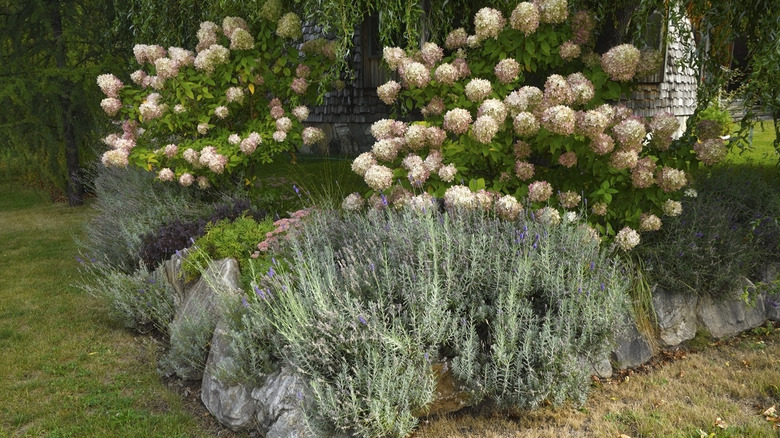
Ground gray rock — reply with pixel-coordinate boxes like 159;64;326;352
166;258;241;380
761;263;780;321
201;322;257;431
611;318;654;369
696;278;766;338
253;365;311;437
652;286;698;347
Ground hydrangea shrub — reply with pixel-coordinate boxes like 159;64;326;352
351;0;721;249
97;13;334;189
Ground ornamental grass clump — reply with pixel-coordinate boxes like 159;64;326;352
356;1;722;249
96;12;335;190
228;207;628;437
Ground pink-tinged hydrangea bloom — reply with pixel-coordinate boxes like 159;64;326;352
292;105;310;121
541;105;576;135
514;140;532;159
183;148;199;165
443;108;473;135
406;193;436;213
226;87;244;103
558;190;581;208
528;180;553;202
515;161;535;180
591;202;608;216
609;149;639;170
276;13;302;39
576;110;609;138
536;0;568;24
130;70;146;86
214;106;229;119
197;123;210;135
649;112;679;150
694;138;727;165
656;166;687;192
295;64;311;79
199;146;227;173
179;173;195;187
612;104;633;123
406;164;430;187
370;119;396;140
438;164;458;182
100;98;122;116
471;115;500;144
478;99;508;124
240;132;261;154
270;105;285;120
595;104;617;125
272;131;287;142
558;151;577;168
139;93;166;120
494;58;520;84
342;193;365;211
383;47;407;71
405;124;427;150
168;47;195;66
420;42;444;68
445;28;468;50
197;175;210;189
474;8;506;40
452;57;471;79
377;80;402;105
639;213;662;232
631;157;657;188
291;77;309;94
423;150;443;172
662;199;682;216
174;104;186;114
505;86;544;114
401;61;430;88
194;44;230;72
302;127;325;146
465;78;492;102
466;35;481;48
434;63;459;85
601;44;641;81
495;195;523;221
559;41;581;60
101;149;129;167
364;164;394;191
158;168;175;182
143;75;164;90
474;189;495;210
590;133;615;155
154;57;178;79
229;28;254;50
612;117;646;152
544;74;573;106
422;96;446;117
163;144;178;158
444;185;477;210
510;2;540;35
372;139;401;162
536;206;561;226
566;73;595;106
196;22;220;52
352;152;377;176
97;74;123;98
513;112;539;137
426;126;447;148
133;44;166;65
615;227;640;250
275;117;292;133
101;133;119;147
571;10;596;44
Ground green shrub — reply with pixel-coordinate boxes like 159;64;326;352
159;308;215;380
181;215;276;282
78;260;176;335
233;208;628;437
637;166;780;298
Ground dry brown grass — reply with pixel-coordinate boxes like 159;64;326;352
414;325;780;438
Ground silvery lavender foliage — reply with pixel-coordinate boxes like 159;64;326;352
239;208;628;437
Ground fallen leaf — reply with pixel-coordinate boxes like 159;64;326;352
714;417;728;429
763;405;777;417
618;434;632;438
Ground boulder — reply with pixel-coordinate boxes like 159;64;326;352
696;278;766;338
415;361;471;417
253;365;311;438
761;264;780;321
652;286;698;347
201;322;257;431
160;248;188;306
611;318;654;369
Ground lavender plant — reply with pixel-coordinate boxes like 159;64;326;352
229;207;628;437
349;1;722;249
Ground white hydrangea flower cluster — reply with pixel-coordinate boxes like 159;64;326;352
615;227;640;250
510;2;540;35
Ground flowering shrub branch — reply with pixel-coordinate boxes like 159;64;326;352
97;14;334;190
349;0;721;250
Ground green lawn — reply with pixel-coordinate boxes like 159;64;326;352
0;179;218;437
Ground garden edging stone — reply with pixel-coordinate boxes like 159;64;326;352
695;278;766;339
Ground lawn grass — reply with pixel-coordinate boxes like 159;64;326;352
0;178;226;437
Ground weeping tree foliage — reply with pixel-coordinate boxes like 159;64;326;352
0;0;130;204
